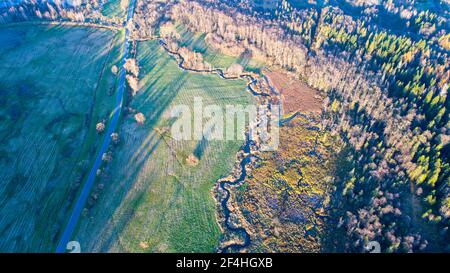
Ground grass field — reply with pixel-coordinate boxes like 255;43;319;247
174;24;265;74
101;0;128;21
0;24;123;252
74;40;255;252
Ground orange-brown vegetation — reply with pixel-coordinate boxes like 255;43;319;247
228;114;342;252
265;70;324;115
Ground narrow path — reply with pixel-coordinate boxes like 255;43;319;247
55;0;136;253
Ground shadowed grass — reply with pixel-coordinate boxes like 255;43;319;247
74;40;256;252
0;24;122;252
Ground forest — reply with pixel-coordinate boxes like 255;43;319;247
0;0;448;252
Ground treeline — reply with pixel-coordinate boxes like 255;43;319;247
0;1;85;24
0;0;121;26
165;0;449;252
131;0;172;39
170;1;310;74
279;0;449;253
308;5;449;252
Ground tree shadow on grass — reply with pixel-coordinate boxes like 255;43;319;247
80;44;190;252
94;131;164;252
236;49;252;68
193;136;209;160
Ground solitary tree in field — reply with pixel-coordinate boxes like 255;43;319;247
125;58;139;77
226;63;244;76
126;75;139;96
134;112;146;125
102;152;113;162
111;65;118;75
96;122;105;133
111;133;120;145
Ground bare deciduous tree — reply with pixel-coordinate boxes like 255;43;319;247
134;112;146;125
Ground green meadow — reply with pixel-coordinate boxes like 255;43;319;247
0;24;123;252
74;40;255;252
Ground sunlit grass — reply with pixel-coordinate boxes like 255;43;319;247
74;40;256;252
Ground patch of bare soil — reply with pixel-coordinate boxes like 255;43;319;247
265;70;324;114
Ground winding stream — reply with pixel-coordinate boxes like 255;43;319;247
159;39;276;252
159;40;271;98
217;136;254;252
